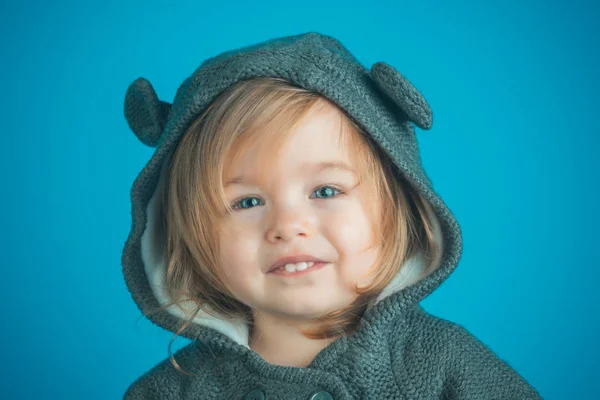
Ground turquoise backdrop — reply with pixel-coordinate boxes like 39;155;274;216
1;0;597;398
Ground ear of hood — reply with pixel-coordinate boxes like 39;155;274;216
124;77;171;148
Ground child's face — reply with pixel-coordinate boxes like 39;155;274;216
218;101;381;323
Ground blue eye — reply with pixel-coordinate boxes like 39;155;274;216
231;185;343;211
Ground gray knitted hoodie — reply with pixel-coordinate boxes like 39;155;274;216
121;32;542;400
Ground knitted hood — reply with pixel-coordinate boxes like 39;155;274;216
121;32;463;348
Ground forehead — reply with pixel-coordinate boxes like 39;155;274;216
224;100;357;181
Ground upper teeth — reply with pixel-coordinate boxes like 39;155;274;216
283;261;315;272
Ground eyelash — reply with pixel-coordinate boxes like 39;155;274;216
230;185;345;211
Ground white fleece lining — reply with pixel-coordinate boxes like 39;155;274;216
141;161;444;348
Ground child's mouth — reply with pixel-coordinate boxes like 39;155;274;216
268;262;329;277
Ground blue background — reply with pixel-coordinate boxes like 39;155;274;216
1;0;598;398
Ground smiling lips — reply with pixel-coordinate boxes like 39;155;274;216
268;254;328;272
268;261;329;277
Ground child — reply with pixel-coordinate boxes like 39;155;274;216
122;32;541;399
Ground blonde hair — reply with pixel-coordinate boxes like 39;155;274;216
150;77;441;374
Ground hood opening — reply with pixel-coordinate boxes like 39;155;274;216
139;155;445;348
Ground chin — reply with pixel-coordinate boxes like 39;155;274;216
271;300;346;321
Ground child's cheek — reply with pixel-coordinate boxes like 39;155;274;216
326;200;380;285
218;224;261;275
329;200;375;248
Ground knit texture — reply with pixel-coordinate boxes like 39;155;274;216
123;306;541;399
121;32;542;399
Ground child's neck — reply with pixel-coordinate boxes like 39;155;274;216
248;312;338;368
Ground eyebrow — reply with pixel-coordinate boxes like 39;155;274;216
224;161;357;187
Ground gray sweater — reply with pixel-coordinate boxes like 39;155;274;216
121;32;542;399
123;303;541;399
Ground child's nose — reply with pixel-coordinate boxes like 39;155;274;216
266;208;317;242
